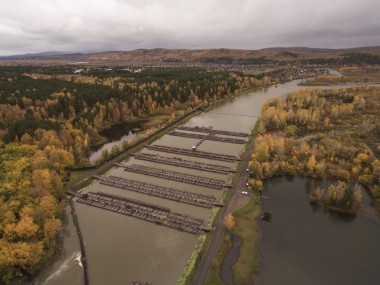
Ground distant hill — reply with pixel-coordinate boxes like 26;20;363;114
0;51;74;59
0;46;379;65
259;47;339;53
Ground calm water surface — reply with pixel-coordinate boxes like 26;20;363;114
89;122;141;164
259;177;380;285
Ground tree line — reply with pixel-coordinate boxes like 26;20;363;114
248;86;380;212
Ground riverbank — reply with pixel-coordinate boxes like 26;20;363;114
202;81;380;285
69;200;89;285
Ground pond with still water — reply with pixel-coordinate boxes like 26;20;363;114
259;177;380;285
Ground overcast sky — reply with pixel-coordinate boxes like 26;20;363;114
0;0;379;55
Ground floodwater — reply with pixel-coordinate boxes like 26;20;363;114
39;77;377;285
259;177;380;285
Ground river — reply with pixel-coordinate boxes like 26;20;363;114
37;78;378;284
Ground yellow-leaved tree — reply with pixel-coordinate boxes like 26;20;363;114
224;212;235;230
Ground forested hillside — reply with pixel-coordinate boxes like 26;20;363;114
1;47;379;66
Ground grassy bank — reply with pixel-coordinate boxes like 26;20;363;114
177;235;207;285
204;195;261;285
205;232;232;285
232;195;261;284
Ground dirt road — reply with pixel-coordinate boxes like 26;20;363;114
192;138;254;285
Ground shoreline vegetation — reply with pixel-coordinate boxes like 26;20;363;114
248;85;380;213
207;72;380;284
309;181;362;214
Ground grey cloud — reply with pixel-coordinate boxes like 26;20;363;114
0;0;379;55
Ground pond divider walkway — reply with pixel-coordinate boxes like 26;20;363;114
146;144;240;162
76;191;212;235
132;153;235;174
119;164;230;189
177;126;249;138
169;131;247;144
92;175;224;208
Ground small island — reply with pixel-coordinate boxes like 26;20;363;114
310;181;362;214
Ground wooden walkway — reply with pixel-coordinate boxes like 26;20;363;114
177;126;249;137
146;144;239;162
131;153;234;174
77;192;212;234
169;131;247;144
121;164;229;189
93;175;224;208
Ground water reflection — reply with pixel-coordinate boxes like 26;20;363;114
259;176;380;285
89;122;141;164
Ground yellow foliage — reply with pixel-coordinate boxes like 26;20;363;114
39;195;59;218
307;154;316;173
224;212;235;230
20;133;34;145
356;153;369;164
14;216;39;240
0;241;44;275
43;218;62;244
32;169;53;196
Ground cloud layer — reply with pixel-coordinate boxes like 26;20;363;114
1;0;379;55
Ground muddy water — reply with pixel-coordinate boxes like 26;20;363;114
259;177;380;285
42;79;373;285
